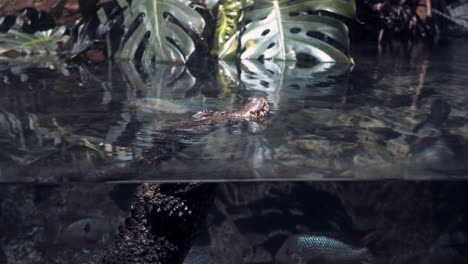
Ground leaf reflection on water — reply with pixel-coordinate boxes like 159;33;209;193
0;55;467;182
241;60;350;108
120;62;197;99
0;55;70;83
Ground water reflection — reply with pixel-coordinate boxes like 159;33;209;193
241;60;349;108
0;40;467;182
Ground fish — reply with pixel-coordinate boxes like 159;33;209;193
183;246;210;264
275;234;375;264
60;217;116;250
431;231;468;261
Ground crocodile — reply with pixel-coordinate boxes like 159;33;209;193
80;96;270;179
153;96;270;131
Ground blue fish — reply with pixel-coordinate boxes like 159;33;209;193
275;234;375;264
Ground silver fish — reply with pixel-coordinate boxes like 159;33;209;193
60;218;116;249
275;234;375;264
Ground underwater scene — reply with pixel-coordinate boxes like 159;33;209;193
2;182;468;263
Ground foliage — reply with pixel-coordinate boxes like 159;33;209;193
0;0;356;65
211;0;253;60
97;0;205;64
238;0;355;63
0;26;67;55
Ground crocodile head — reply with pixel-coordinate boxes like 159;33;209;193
243;96;270;119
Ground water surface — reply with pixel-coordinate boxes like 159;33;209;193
0;39;467;182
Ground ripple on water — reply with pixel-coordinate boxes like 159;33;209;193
0;40;468;182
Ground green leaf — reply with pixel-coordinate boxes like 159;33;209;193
100;0;205;64
240;0;355;63
211;0;253;59
0;26;67;55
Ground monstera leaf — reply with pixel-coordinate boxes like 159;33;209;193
240;0;355;63
0;26;67;55
98;0;205;64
